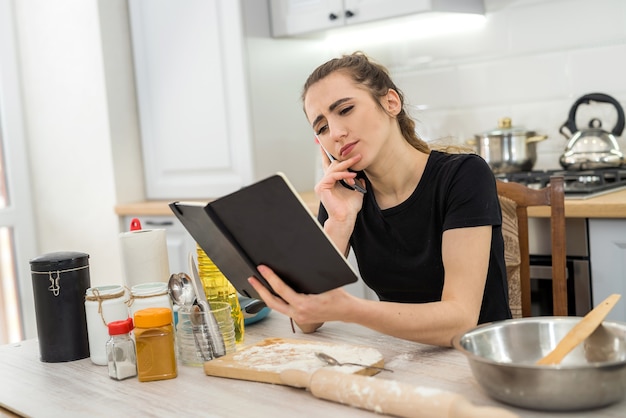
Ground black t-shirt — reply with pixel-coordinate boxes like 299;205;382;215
318;151;511;323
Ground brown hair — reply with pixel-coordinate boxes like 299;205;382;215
302;52;430;153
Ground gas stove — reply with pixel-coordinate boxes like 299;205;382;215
495;168;626;199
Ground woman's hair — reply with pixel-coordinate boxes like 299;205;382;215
302;51;430;153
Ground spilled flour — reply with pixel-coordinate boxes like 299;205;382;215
231;340;384;373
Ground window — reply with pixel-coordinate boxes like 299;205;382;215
0;0;39;344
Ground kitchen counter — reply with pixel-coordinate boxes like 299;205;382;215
114;191;321;217
2;312;625;417
115;189;626;219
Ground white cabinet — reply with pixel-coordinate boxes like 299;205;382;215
269;0;485;37
128;0;253;199
588;219;626;322
123;215;197;277
269;0;344;36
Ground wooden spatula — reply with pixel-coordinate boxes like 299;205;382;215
536;294;621;366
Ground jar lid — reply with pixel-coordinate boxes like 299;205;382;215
130;282;168;296
30;251;89;271
85;285;125;298
134;307;172;328
108;317;134;335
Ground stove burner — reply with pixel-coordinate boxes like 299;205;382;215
495;168;626;198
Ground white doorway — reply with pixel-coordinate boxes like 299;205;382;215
0;0;39;344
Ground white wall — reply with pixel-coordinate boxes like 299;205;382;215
251;0;626;179
13;0;141;299
242;0;330;191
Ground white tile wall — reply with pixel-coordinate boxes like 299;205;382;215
322;0;626;171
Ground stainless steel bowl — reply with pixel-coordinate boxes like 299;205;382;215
452;317;626;411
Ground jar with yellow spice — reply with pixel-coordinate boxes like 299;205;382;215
197;245;245;344
134;307;177;382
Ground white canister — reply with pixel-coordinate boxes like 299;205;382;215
85;285;129;366
128;282;173;320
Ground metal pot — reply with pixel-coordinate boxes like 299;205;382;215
559;93;625;170
470;117;548;174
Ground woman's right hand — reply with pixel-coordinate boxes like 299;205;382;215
314;148;365;224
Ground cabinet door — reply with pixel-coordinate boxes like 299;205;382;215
271;0;485;36
270;0;344;37
129;0;253;199
343;0;427;25
589;219;626;322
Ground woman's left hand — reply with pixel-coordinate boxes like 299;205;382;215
247;265;350;332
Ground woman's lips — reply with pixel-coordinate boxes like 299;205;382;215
340;142;357;158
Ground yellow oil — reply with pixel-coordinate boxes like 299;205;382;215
196;244;245;343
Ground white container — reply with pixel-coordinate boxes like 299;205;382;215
129;282;173;320
85;285;129;365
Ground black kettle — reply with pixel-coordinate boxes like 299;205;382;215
559;93;625;170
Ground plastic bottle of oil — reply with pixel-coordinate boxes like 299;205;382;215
196;244;245;344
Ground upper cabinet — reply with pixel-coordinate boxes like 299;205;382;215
269;0;485;37
128;0;253;199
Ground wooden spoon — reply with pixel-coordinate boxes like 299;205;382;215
536;294;621;366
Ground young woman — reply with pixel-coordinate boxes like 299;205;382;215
249;52;511;347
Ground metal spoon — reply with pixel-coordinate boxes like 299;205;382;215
168;272;195;307
315;352;393;372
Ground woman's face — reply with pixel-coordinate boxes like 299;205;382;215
304;71;397;171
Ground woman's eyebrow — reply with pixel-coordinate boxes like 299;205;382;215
311;97;353;128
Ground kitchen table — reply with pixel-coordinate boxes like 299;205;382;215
2;312;624;418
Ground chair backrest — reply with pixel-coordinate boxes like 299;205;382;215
496;176;567;317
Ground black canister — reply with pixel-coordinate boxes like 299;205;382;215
30;251;91;362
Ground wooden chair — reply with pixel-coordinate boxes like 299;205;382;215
496;176;567;317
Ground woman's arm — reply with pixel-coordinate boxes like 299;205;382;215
248;225;492;346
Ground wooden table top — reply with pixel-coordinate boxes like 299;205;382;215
2;312;625;417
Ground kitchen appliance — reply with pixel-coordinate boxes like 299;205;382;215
471;117;548;173
495;167;626;200
559;93;625;170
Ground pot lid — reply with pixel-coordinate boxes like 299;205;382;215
477;117;536;137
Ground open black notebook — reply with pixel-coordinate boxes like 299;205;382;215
169;173;359;300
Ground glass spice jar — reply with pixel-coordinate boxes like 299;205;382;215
129;282;173;320
134;307;177;382
106;318;137;381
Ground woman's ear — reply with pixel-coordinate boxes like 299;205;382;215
383;88;402;116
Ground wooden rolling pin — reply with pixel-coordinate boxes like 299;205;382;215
280;369;518;418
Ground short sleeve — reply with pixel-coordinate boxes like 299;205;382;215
442;155;502;231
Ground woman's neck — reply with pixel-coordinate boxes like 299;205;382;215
365;143;430;210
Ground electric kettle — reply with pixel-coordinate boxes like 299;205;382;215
559;93;624;170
